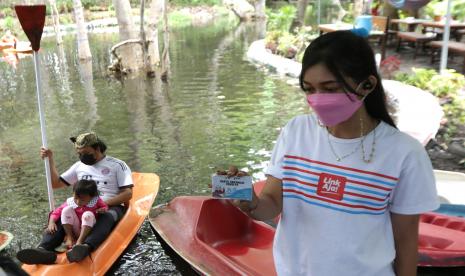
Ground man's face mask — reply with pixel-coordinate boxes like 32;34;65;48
79;152;97;165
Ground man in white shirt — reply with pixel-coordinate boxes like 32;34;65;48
17;132;133;264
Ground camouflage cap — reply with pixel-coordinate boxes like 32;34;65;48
72;132;98;149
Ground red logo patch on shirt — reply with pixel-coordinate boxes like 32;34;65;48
317;173;346;200
101;168;110;175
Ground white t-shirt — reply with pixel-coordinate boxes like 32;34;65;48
266;114;439;276
60;156;133;202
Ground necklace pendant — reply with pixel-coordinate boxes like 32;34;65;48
336;157;341;161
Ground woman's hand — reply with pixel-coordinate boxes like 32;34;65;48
217;166;259;215
216;165;249;177
47;220;57;234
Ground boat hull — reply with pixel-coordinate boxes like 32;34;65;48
22;172;160;276
150;196;277;276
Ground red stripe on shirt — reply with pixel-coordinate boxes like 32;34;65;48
283;177;387;202
283;188;388;211
283;165;392;192
285;155;398;181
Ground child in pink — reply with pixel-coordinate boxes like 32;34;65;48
48;179;107;248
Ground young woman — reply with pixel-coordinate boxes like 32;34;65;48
233;30;439;276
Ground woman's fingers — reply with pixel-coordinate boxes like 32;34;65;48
237;170;248;177
216;166;248;177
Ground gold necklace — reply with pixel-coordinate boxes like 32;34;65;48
327;116;376;163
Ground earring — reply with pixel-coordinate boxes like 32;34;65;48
363;82;373;89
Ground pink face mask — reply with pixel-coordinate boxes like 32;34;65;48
306;92;364;126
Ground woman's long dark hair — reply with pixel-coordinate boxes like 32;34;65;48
299;30;396;128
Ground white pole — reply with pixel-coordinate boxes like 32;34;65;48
317;0;321;25
33;51;55;211
440;0;453;73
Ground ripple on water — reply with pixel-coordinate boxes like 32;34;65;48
108;221;194;275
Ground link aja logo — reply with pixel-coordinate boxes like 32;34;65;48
317;173;347;200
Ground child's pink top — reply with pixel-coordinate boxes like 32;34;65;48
50;196;108;222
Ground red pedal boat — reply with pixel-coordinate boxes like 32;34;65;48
150;181;465;275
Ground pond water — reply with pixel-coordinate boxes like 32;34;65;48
0;19;305;274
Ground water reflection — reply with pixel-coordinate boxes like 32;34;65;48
122;74;149;172
0;21;305;274
78;59;99;130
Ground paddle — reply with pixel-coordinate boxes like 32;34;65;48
15;5;55;211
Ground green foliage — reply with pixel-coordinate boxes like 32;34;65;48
424;0;465;19
168;10;192;29
303;5;314;26
56;0;73;13
394;68;437;91
395;68;465;98
276;32;298;58
452;0;465;21
394;68;465;136
265;26;317;60
3;16;14;30
266;5;296;32
429;70;465;97
0;7;13;18
341;2;354;23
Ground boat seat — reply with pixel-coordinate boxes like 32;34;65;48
195;199;275;275
429;41;465;73
396;32;437;59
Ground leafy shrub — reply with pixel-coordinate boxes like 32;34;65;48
394;68;464;98
394;68;465;136
424;0;465;20
3;16;14;30
265;26;317;60
0;7;13;18
266;5;296;32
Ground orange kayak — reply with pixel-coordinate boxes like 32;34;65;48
0;42;14;51
22;172;160;276
2;47;33;55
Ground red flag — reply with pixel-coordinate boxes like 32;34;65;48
14;5;46;51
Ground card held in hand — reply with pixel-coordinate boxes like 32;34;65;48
211;174;253;201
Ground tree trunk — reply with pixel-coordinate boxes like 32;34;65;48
144;0;163;75
353;0;364;18
113;0;137;41
254;0;266;19
290;0;309;32
333;0;347;22
73;0;92;60
48;0;63;45
110;0;144;74
109;39;144;75
160;0;170;81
